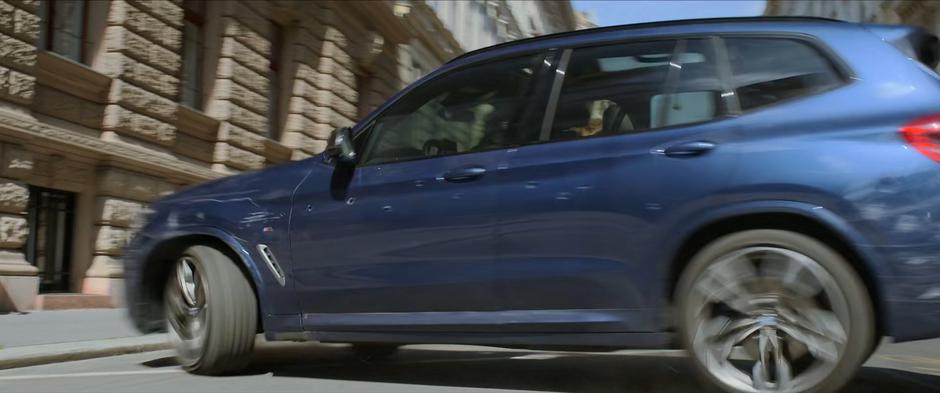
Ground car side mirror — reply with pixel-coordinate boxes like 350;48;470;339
326;127;357;165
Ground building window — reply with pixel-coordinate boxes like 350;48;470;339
268;21;284;140
41;0;87;63
26;187;76;293
180;0;206;109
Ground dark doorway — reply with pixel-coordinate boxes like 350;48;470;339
26;187;76;293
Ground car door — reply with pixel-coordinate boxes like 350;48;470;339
290;52;552;332
492;38;743;333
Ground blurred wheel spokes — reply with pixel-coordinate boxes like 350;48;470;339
166;256;208;365
690;246;850;393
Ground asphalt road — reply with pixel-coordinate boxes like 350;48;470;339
2;338;940;393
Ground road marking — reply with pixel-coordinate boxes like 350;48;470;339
511;354;564;360
914;366;940;376
0;369;183;381
875;354;940;367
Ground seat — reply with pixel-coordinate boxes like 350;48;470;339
601;103;635;135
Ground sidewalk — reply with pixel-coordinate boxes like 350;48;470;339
0;309;169;369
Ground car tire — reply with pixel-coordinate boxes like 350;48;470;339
351;343;401;361
676;230;875;393
164;245;258;375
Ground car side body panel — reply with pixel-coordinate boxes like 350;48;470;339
124;19;940;345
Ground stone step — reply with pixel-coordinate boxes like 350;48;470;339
33;294;114;310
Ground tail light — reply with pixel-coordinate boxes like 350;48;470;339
901;115;940;163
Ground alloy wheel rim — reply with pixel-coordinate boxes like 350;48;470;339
166;256;207;364
688;246;850;392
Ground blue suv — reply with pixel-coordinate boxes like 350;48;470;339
125;17;940;393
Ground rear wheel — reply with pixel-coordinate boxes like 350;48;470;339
165;245;257;375
676;230;874;393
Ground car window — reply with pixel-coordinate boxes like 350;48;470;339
360;54;545;165
549;39;723;141
724;37;843;111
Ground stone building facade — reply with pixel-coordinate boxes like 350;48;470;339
765;0;940;34
0;0;576;311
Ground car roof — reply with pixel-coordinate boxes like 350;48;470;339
448;16;848;66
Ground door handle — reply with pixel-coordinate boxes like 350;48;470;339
441;166;486;183
663;141;716;158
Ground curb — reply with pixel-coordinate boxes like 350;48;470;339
0;334;170;370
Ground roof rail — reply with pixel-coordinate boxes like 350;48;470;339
448;16;845;64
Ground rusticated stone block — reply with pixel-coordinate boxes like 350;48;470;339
111;80;177;123
289;79;317;99
0;65;35;103
306;139;328;155
0;31;35;73
0;2;39;43
215;143;265;171
228;103;268;135
282;131;324;154
126;0;182;28
111;0;181;51
0;180;28;214
296;64;358;101
32;86;105;128
5;0;39;14
96;197;144;228
322;26;348;48
103;105;175;146
225;20;270;57
315;57;356;91
97;167;172;202
309;90;357;121
224;79;267;114
106;26;180;76
173;132;214;162
0;214;27;248
51;156;93;187
94;225;132;256
222;38;269;75
84;255;124;278
102;53;178;99
220;123;266;154
284;113;332;139
320;40;352;66
227;3;271;39
220;58;269;96
290;150;312;161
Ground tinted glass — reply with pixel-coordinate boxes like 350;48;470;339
361;54;545;165
550;39;723;141
725;38;843;111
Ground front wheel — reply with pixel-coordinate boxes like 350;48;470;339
165;245;258;375
676;230;874;393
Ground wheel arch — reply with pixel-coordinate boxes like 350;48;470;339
136;228;265;333
665;202;886;339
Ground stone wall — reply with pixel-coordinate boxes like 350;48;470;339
0;176;35;311
83;167;174;304
0;0;39;105
0;0;466;310
104;0;183;150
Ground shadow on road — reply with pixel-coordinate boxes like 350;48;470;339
144;343;940;392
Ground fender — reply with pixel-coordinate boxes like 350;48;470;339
664;199;894;279
142;225;271;313
654;199;896;335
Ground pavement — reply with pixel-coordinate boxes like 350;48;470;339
0;309;939;392
0;309;140;347
0;309;169;370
